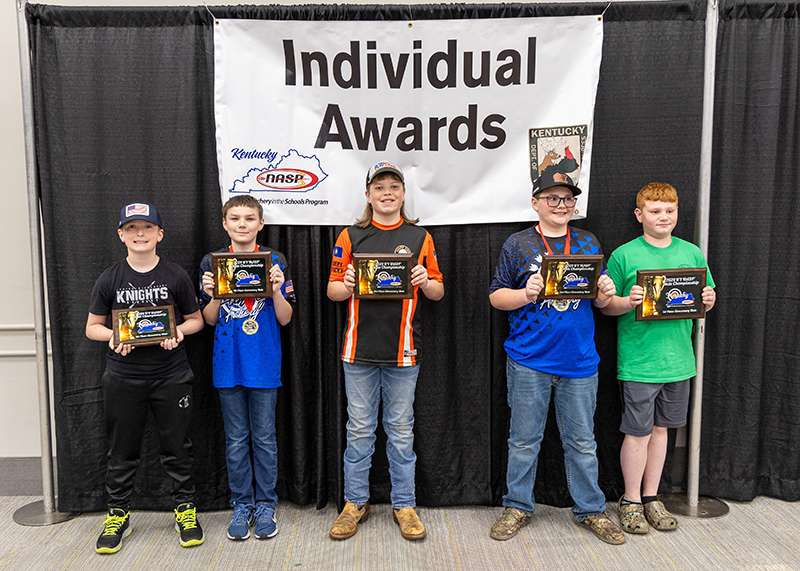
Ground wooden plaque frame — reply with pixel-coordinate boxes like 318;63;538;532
635;268;707;321
353;253;414;299
540;254;603;299
112;305;176;347
211;251;273;299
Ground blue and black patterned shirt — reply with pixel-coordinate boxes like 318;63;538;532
199;246;296;389
490;225;604;377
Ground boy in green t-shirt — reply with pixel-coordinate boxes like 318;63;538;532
601;183;716;535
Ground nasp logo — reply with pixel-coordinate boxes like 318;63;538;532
562;273;589;288
235;270;261;286
375;271;402;287
229;149;328;194
256;169;319;191
666;288;695;306
137;320;165;333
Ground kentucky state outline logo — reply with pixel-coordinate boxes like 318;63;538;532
229;148;328;194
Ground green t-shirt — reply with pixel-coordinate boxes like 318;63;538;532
606;236;715;383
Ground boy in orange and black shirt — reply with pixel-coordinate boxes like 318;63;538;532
327;160;443;541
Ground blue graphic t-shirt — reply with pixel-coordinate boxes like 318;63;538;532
490;225;604;378
199;246;296;389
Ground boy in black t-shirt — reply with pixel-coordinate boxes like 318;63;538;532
86;203;205;554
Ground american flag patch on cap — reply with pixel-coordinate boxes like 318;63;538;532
125;203;150;217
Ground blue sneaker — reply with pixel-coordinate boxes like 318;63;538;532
227;503;253;541
253;504;278;539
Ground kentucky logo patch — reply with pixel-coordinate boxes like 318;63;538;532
529;125;587;192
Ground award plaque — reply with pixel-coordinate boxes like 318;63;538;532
112;305;176;347
211;251;272;299
353;253;414;299
541;255;603;299
636;268;707;321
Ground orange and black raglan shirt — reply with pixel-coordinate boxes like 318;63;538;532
329;220;443;367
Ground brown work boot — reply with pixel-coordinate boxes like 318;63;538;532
392;507;426;540
576;511;626;545
329;502;370;540
490;507;531;541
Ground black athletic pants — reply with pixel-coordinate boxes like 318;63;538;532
102;368;195;509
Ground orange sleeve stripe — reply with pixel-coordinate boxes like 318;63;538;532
421;232;443;282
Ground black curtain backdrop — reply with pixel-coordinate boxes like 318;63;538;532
25;1;800;512
701;0;800;500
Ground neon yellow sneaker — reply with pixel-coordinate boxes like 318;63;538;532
95;508;131;554
174;502;205;547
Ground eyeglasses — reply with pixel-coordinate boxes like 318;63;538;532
535;196;577;208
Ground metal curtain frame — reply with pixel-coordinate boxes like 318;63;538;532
689;0;718;506
13;0;77;526
663;0;728;519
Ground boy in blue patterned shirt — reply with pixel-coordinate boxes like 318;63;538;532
199;195;296;541
488;171;624;545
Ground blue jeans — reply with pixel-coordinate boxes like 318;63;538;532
503;357;606;520
342;362;419;508
218;386;278;509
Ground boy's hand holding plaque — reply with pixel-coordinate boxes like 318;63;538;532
353;253;414;299
635;268;707;321
540;255;604;299
112;305;176;347
211;251;273;299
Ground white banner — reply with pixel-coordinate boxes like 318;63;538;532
214;16;603;226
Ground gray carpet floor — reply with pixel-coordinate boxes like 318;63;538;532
1;495;799;570
2;459;798;570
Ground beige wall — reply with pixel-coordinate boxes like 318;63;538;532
2;0;40;458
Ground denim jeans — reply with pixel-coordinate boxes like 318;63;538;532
218;386;278;509
342;362;420;508
503;357;606;520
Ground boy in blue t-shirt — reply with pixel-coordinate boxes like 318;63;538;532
489;171;624;545
199;195;296;541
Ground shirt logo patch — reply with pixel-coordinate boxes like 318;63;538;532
333;246;343;258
